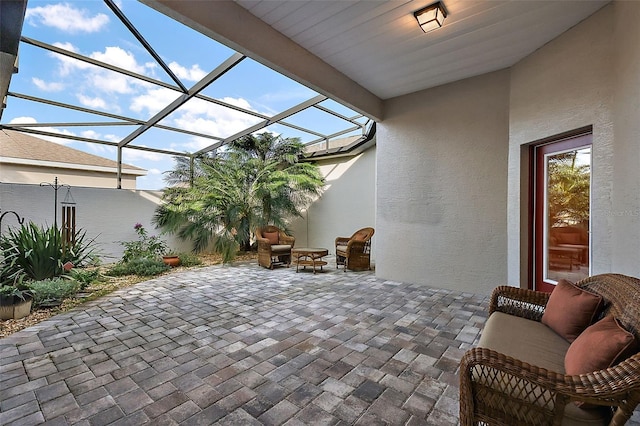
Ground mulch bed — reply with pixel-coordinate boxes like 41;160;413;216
0;252;257;339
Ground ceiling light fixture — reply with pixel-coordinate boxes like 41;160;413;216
414;2;446;33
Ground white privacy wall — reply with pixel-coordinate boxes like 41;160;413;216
508;3;640;283
289;147;376;263
0;183;190;263
376;71;510;294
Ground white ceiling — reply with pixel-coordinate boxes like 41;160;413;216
235;0;609;100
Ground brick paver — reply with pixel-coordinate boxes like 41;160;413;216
2;260;639;425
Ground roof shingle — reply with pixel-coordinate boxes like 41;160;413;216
0;129;145;172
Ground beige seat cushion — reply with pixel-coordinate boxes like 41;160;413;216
270;244;291;254
479;312;569;372
478;312;609;426
336;244;347;254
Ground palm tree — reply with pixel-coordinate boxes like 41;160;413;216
548;151;590;227
162;153;217;187
153;133;324;261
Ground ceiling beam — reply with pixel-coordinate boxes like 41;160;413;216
104;0;188;93
141;0;384;121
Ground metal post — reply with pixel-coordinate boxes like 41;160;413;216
117;147;122;189
40;177;68;229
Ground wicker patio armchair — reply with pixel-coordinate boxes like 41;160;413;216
335;227;374;271
460;273;640;426
256;226;295;269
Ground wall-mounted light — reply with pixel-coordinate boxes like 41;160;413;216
414;2;446;33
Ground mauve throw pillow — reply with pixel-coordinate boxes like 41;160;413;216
565;315;637;375
263;231;279;245
541;279;603;342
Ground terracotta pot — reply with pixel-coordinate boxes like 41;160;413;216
162;255;181;267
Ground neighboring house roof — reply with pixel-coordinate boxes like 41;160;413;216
0;129;146;175
303;123;376;160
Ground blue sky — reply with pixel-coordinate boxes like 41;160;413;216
2;0;364;190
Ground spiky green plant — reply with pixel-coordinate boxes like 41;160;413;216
0;222;98;283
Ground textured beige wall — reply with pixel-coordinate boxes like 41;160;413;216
1;164;139;189
508;3;640;283
376;70;510;294
289;148;376;262
611;2;640;275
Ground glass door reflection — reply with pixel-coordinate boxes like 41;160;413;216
544;147;591;284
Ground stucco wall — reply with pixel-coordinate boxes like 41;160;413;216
611;2;640;275
0;183;190;263
376;70;510;294
289;147;376;262
508;3;640;283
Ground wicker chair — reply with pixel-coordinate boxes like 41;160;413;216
256;226;295;269
460;273;640;426
335;227;374;271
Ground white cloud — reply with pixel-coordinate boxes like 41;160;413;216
50;42;91;77
91;46;146;75
130;87;181;115
103;134;122;143
171;97;263;140
9;116;38;125
80;130;101;140
219;97;255;112
26;3;109;33
49;44;154;96
32;78;64;92
168;62;207;82
77;94;107;109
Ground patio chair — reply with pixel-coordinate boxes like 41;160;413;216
335;227;374;271
256;226;295;269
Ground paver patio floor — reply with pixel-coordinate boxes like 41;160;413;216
2;261;639;425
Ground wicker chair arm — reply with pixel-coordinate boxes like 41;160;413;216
489;285;550;321
335;236;350;246
257;238;273;252
460;348;640;425
279;234;295;247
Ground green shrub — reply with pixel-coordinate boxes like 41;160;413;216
0;222;98;283
177;252;202;267
69;268;101;290
105;258;170;277
121;223;168;262
28;278;79;308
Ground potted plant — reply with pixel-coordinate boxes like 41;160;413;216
0;285;34;320
162;253;181;267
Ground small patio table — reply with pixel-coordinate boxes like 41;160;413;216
292;247;328;274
